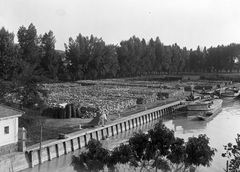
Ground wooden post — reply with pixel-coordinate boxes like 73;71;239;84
39;125;42;164
18;127;26;152
226;160;229;172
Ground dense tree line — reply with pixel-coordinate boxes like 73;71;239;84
1;23;240;81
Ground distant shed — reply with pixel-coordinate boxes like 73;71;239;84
164;75;183;81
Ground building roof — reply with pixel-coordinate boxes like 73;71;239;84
0;104;24;119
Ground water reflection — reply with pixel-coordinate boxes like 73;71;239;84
102;120;159;150
165;98;240;172
223;98;235;107
20;120;160;172
172;118;207;133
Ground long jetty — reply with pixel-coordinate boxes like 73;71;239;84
0;100;181;172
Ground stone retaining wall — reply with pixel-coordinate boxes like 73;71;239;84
0;142;18;156
0;152;30;172
0;101;180;171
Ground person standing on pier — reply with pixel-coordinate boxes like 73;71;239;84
98;109;108;127
189;91;194;101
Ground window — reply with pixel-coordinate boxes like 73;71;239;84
4;126;9;134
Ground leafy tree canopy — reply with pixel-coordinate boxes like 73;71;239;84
71;120;216;172
222;134;240;172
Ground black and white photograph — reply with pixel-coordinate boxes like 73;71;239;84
0;0;240;172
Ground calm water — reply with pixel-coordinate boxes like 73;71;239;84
21;98;240;172
165;98;240;172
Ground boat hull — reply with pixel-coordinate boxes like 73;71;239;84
220;87;240;97
187;103;210;111
221;92;240;97
187;99;215;111
197;106;222;121
187;99;223;118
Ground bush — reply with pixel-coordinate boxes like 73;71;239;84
157;92;169;99
222;134;240;172
42;107;55;117
136;98;144;104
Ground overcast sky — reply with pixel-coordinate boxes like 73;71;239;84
1;0;240;50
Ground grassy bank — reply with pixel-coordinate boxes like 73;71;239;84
26;96;184;146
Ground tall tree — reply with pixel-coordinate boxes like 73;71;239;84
201;46;208;72
189;46;203;73
13;23;48;109
86;35;105;79
154;37;163;74
162;46;172;73
65;34;107;80
17;23;42;66
143;38;156;75
171;43;182;73
139;38;148;75
234;44;240;72
41;30;61;80
0;27;19;79
101;45;119;78
126;36;142;76
64;37;82;81
206;46;215;72
179;47;189;72
225;43;240;72
117;36;143;77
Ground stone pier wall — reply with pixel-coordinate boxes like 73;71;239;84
0;101;180;172
0;142;18;156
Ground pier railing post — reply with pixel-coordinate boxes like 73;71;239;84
39;125;42;164
18;127;26;152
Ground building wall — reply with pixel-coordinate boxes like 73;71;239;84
0;117;18;147
0;142;18;156
0;152;30;172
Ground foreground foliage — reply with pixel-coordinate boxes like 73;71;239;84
222;134;240;172
71;120;216;172
0;24;49;129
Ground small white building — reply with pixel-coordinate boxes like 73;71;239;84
0;105;23;156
